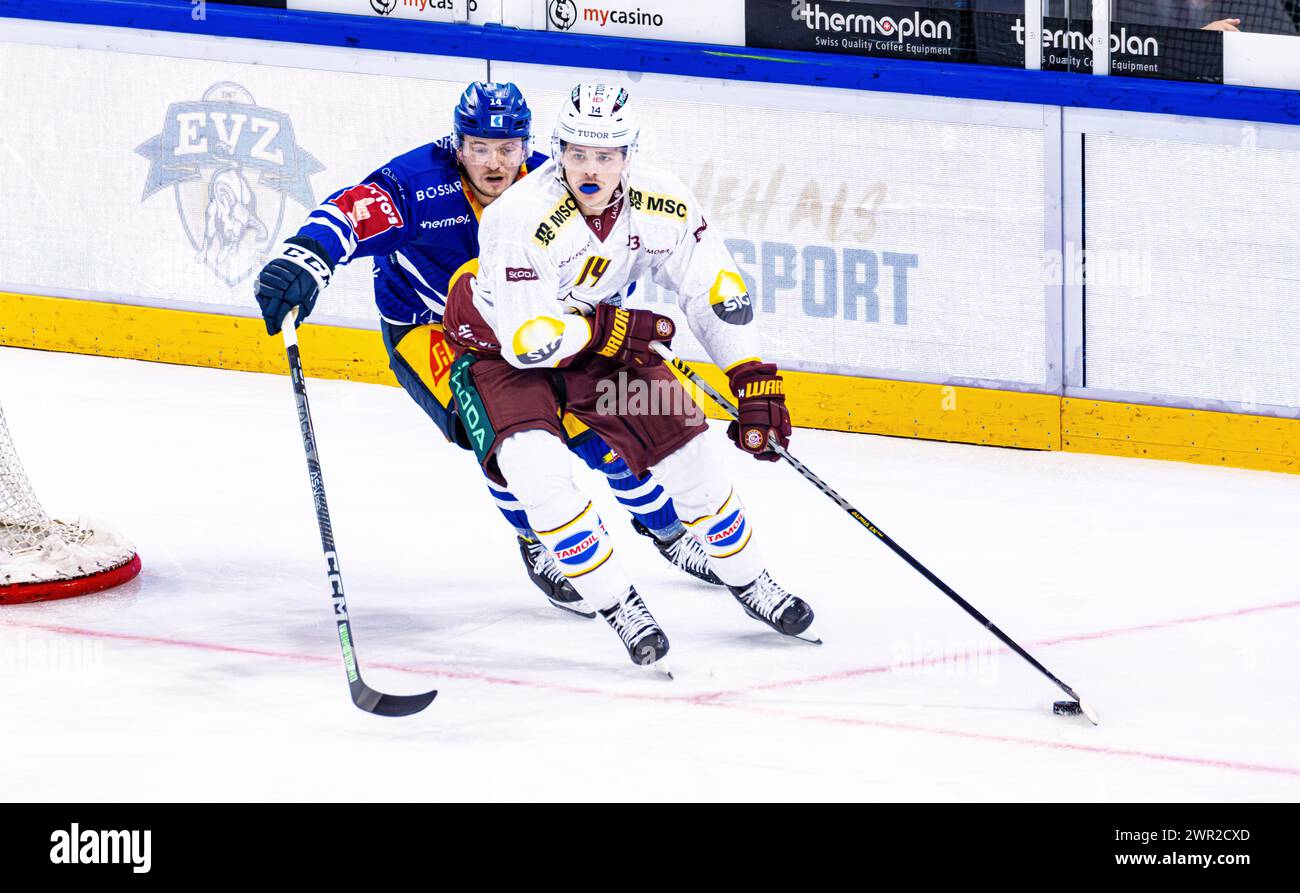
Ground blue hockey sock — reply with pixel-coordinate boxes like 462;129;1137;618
484;479;534;539
567;435;682;540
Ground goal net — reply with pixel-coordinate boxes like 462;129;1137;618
0;403;141;605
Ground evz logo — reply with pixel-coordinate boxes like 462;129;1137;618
137;82;322;286
548;0;577;30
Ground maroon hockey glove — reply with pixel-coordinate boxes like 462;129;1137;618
726;361;791;462
586;303;676;367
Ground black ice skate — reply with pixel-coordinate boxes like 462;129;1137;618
632;519;723;586
599;587;672;677
517;535;595;619
728;571;821;644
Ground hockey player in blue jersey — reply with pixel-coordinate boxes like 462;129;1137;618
254;82;719;616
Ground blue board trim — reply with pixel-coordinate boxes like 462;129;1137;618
3;0;1299;126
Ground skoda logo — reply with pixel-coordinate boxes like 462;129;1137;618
548;0;577;31
371;0;397;14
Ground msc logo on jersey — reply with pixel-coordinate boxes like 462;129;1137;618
628;188;688;220
137;82;323;287
534;195;580;247
547;0;577;30
708;270;754;325
513;316;566;366
574;256;611;288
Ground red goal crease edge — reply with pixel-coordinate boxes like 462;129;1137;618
0;554;142;606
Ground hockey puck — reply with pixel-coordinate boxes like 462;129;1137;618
1053;700;1083;716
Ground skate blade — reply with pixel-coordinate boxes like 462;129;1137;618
791;625;823;645
637;658;674;680
548;598;597;619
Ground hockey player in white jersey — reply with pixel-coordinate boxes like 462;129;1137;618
443;84;816;670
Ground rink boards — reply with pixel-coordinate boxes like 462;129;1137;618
1;11;1298;473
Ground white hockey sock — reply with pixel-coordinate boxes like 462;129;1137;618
496;430;630;613
649;437;764;588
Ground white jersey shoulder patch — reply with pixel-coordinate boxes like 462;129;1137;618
626;166;694;225
480;160;571;249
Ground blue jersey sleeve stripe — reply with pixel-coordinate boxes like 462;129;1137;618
308;206;357;250
298;221;346;263
303;214;354;260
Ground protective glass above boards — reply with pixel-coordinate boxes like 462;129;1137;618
1104;0;1299;35
1052;0;1299;83
745;0;1299;84
744;0;1035;68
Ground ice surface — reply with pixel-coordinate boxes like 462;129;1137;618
1;345;1297;801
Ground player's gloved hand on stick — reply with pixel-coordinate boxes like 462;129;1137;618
587;303;675;367
255;236;336;335
726;360;791;462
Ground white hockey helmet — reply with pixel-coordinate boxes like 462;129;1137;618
551;84;639;167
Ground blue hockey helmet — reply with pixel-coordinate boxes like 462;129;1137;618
452;82;532;147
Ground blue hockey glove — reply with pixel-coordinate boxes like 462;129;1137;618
255;236;335;335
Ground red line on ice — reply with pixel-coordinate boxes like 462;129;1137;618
0;619;670;699
698;702;1300;779
5;596;1300;779
695;596;1300;701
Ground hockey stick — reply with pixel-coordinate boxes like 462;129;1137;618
281;309;437;716
653;342;1099;725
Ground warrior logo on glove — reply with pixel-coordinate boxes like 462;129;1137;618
727;361;791;462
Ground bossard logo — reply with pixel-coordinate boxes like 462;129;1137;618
371;0;398;14
548;0;577;30
136;82;323;287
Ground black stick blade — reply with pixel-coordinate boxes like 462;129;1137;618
353;684;438;717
